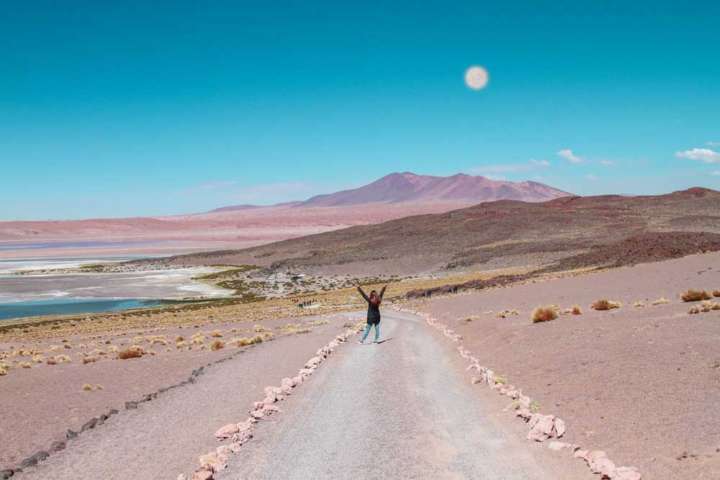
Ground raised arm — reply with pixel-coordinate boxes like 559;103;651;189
357;286;370;302
379;285;387;300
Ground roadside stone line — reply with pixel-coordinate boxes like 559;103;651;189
179;323;364;480
394;307;642;480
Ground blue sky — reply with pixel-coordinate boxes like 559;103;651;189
1;1;719;220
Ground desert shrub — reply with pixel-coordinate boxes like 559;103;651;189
713;290;720;298
651;297;670;306
117;346;144;360
532;306;558;323
592;299;621;311
498;309;519;319
689;301;720;314
82;356;98;364
571;305;582;315
82;383;93;391
175;336;185;342
210;340;225;351
210;330;223;338
19;361;32;369
681;289;711;302
0;366;8;376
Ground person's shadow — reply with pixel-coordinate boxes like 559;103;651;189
375;337;393;344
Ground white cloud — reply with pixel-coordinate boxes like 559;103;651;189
530;159;551;167
585;174;599;181
599;160;615;166
557;149;583;164
712;170;720;176
675;148;720;164
706;141;720;147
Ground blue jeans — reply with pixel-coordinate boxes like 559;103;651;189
361;322;380;342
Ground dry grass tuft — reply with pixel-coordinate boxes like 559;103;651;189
531;306;558;324
0;366;8;376
82;383;93;391
712;290;720;298
651;297;670;306
210;330;223;338
82;356;98;364
681;289;711;302
497;309;519;319
210;340;225;351
117;346;144;360
591;299;621;311
571;305;582;315
689;301;720;314
19;361;32;369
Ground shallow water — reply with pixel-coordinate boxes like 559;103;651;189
0;298;163;321
0;257;229;321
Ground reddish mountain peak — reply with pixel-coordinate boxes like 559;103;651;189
300;172;571;207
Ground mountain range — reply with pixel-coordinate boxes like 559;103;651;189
0;172;570;258
213;172;569;211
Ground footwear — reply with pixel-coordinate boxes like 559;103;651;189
358;340;364;344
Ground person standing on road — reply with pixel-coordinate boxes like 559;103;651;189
357;284;387;344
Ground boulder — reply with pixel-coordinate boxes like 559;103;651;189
214;423;240;440
527;414;555;442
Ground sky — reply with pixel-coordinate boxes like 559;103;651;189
1;1;719;220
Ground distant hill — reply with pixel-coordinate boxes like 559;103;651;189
301;172;569;207
147;187;720;276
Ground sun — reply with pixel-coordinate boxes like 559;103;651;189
464;66;489;90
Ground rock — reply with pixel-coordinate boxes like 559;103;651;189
586;451;615;476
65;429;78;440
292;375;303;386
81;418;98;431
20;450;48;468
191;469;213;480
553;417;566;438
250;410;264;420
125;401;139;410
515;407;532;420
613;466;642;480
49;440;66;452
0;470;13;480
547;441;571;451
198;451;227;472
177;475;187;480
216;445;233;457
518;395;531;409
527;414;555;442
214;423;240;440
262;404;280;416
574;449;589;460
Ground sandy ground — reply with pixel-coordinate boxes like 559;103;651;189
403;252;720;480
0;313;356;472
219;311;591;480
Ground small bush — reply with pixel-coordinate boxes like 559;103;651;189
571;305;582;315
117;346;144;360
532;306;558;323
592;299;621;311
681;289;711;302
82;383;93;391
210;330;223;338
712;290;720;298
210;340;225;351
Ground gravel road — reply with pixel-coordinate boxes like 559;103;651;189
217;310;552;480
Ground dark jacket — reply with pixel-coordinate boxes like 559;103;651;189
358;285;386;324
